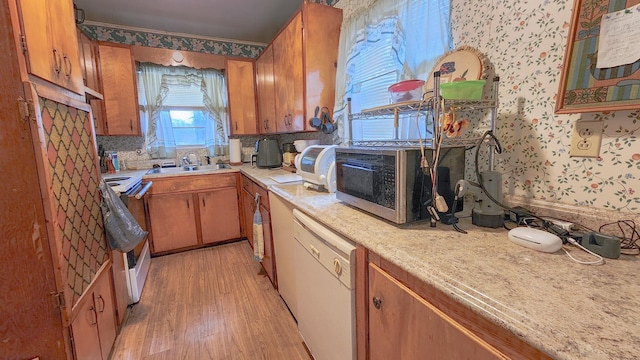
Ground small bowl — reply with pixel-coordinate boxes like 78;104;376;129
388;80;425;103
294;140;308;152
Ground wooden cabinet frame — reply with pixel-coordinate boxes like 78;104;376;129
357;247;552;360
146;173;242;255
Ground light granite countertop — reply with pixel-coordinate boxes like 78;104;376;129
135;164;639;359
241;167;639;360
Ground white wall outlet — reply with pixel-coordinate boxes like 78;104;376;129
570;120;603;158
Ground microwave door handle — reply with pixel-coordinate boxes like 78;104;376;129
342;163;373;173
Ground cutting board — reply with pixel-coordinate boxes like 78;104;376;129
269;174;302;184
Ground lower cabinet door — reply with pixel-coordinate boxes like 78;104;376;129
94;273;117;360
368;263;506;360
242;189;256;247
199;188;241;244
148;193;198;253
72;295;102;360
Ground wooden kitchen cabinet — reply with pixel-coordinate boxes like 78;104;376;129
14;0;84;94
368;263;505;360
71;268;117;360
200;188;241;244
96;42;141;135
226;58;258;135
273;12;304;133
255;46;277;134
359;251;552;360
240;175;276;287
147;192;199;253
77;29;102;95
254;2;342;134
76;29;106;134
146;173;241;254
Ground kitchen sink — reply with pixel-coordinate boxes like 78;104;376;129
145;163;231;175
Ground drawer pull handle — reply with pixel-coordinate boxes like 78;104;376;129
89;305;98;325
372;296;382;310
97;295;105;313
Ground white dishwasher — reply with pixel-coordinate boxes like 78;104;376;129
293;209;356;360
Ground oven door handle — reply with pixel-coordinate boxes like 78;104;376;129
134;181;153;199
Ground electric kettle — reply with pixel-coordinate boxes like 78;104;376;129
254;139;281;168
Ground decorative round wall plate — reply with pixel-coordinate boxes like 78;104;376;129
425;48;483;92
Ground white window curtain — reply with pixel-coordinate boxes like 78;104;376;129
140;64;175;158
139;63;229;158
334;0;452;143
201;71;229;156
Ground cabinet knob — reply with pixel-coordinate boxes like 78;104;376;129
372;296;382;309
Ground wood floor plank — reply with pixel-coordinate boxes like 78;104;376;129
110;241;309;360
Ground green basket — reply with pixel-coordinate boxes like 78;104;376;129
440;80;485;100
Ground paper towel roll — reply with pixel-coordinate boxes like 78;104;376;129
229;139;242;164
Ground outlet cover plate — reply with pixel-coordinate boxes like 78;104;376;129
570;120;603;158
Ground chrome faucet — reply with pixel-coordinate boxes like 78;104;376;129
181;152;199;166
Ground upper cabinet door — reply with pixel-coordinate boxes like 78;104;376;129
302;3;342;131
273;12;304;133
256;46;276;134
16;0;83;94
97;43;141;136
227;58;258;135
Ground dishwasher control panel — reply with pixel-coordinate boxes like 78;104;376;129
293;210;356;289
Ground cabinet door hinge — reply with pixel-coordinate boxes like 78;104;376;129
17;97;35;123
50;290;67;315
19;34;27;53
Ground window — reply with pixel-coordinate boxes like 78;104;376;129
168;110;207;146
337;0;452;143
158;80;209;146
137;64;229;158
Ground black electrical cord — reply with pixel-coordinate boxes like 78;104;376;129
472;130;564;235
450;183;467;234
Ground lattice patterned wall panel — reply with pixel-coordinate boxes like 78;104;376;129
39;98;108;305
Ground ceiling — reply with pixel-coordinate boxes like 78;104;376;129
73;0;306;44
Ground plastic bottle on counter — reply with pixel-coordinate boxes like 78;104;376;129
106;155;116;173
112;153;120;172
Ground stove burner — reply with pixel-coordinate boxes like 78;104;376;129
105;177;131;182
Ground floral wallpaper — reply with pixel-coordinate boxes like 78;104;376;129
449;0;640;213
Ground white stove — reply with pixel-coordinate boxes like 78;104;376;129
102;170;145;194
101;169;151;304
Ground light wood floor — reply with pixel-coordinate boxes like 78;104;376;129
109;241;310;360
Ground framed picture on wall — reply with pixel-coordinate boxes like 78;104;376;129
555;0;640;114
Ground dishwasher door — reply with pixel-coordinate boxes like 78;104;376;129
293;209;356;360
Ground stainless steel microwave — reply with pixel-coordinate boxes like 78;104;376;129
335;147;465;224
